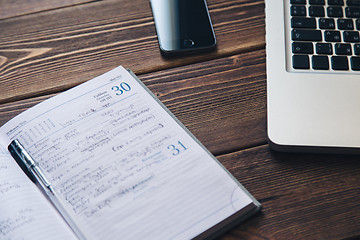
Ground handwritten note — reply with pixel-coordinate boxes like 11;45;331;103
0;66;255;240
0;145;77;240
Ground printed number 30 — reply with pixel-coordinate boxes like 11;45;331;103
167;141;188;156
112;82;131;96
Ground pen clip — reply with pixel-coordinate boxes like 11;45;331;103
8;139;37;183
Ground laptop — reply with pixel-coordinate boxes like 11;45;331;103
265;0;360;153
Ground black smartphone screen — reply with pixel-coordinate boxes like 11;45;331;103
150;0;216;54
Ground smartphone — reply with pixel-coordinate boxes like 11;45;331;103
150;0;216;56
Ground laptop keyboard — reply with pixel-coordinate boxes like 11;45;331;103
290;0;360;71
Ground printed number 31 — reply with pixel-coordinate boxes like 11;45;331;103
167;141;188;156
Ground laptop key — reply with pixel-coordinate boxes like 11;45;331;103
291;0;306;4
328;0;344;5
293;55;310;69
356;19;360;30
312;56;329;70
354;44;360;55
291;6;307;16
319;18;335;29
347;0;360;6
292;18;316;28
309;6;325;17
293;42;314;54
316;43;333;54
327;7;344;17
292;29;322;41
331;56;349;70
343;31;360;42
325;31;341;42
309;0;325;5
338;19;354;30
335;43;352;55
345;7;360;18
350;57;360;70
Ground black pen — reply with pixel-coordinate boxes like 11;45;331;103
8;139;86;240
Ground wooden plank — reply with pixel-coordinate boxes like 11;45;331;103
218;145;360;240
0;0;97;20
0;50;267;155
0;0;265;104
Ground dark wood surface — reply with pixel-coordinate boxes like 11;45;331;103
0;0;359;239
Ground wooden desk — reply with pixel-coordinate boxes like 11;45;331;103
0;0;359;239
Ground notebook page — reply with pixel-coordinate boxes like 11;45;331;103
0;66;254;239
0;145;77;240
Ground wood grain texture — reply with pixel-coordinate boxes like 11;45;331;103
142;50;267;154
218;145;360;240
0;49;267;155
0;0;97;20
0;0;265;104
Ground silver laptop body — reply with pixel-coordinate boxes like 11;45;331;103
265;0;360;153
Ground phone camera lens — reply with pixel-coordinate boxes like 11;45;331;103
183;39;194;48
